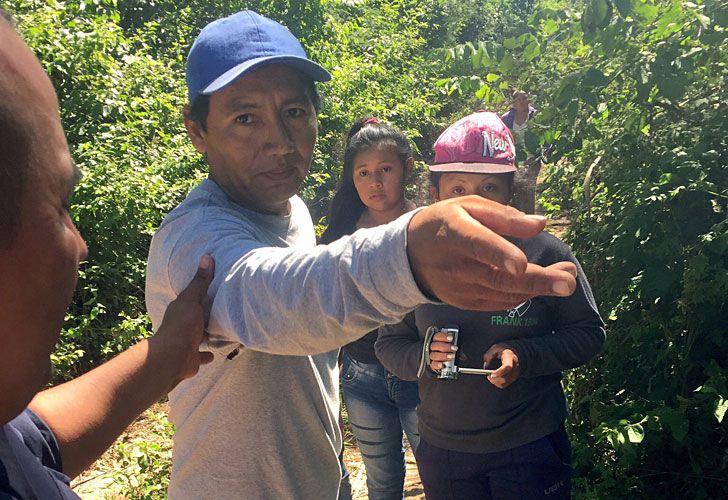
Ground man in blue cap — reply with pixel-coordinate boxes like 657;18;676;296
145;11;580;499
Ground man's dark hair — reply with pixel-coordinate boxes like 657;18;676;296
0;6;31;249
187;76;321;131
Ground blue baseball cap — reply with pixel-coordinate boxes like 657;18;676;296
186;11;331;102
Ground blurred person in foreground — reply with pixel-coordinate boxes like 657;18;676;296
0;9;216;499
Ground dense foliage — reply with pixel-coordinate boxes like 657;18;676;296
443;0;727;496
4;0;726;497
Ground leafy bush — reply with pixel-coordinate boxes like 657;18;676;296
111;409;174;499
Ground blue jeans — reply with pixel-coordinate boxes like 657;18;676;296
341;351;420;500
415;426;572;500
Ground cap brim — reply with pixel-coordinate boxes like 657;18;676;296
201;55;332;95
429;162;516;174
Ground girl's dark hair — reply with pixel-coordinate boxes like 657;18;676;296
320;117;413;244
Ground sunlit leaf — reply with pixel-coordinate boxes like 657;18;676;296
715;398;728;423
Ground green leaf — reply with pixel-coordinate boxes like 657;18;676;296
715;398;728;423
471;45;484;68
566;100;579;121
639;65;651;85
658;407;689;442
499;53;515;72
543;19;559;36
632;0;659;23
524;130;540;155
582;0;613;32
656;76;688;102
626;425;645;443
523;40;541;61
582;68;609;88
613;0;633;18
503;37;520;49
581;90;600;109
475;83;490;100
557;82;577;109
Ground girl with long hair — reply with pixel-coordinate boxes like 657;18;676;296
321;117;419;500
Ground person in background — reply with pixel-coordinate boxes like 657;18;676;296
321;117;420;500
0;10;215;498
501;90;540;214
145;10;580;500
376;111;605;500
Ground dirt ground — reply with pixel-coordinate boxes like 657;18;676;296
344;441;423;499
72;402;424;499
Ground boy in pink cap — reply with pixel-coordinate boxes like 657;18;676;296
375;112;605;499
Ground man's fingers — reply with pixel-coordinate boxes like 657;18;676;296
177;255;215;302
407;197;577;310
199;351;214;365
444;262;577;300
455;196;547;237
423;269;577;310
448;205;529;275
550;260;578;277
499;262;576;296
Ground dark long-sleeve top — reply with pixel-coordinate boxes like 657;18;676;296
375;231;605;453
500;106;537;129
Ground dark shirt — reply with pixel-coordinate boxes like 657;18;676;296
0;409;78;499
500;106;537;129
376;232;605;454
343;329;380;365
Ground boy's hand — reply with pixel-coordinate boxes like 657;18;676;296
407;196;577;311
428;330;458;372
484;343;521;389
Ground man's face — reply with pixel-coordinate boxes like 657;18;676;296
185;65;318;215
0;21;88;423
513;93;529;113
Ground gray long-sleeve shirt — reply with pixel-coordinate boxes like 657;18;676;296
145;179;430;499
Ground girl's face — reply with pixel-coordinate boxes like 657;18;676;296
431;172;512;205
352;144;409;212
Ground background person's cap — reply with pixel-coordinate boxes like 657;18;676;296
186;10;331;102
430;111;516;173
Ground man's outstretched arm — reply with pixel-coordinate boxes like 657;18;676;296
202;196;577;356
28;256;214;479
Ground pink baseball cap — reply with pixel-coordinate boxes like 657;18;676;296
431;111;516;173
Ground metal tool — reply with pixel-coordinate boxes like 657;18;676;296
419;325;496;380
